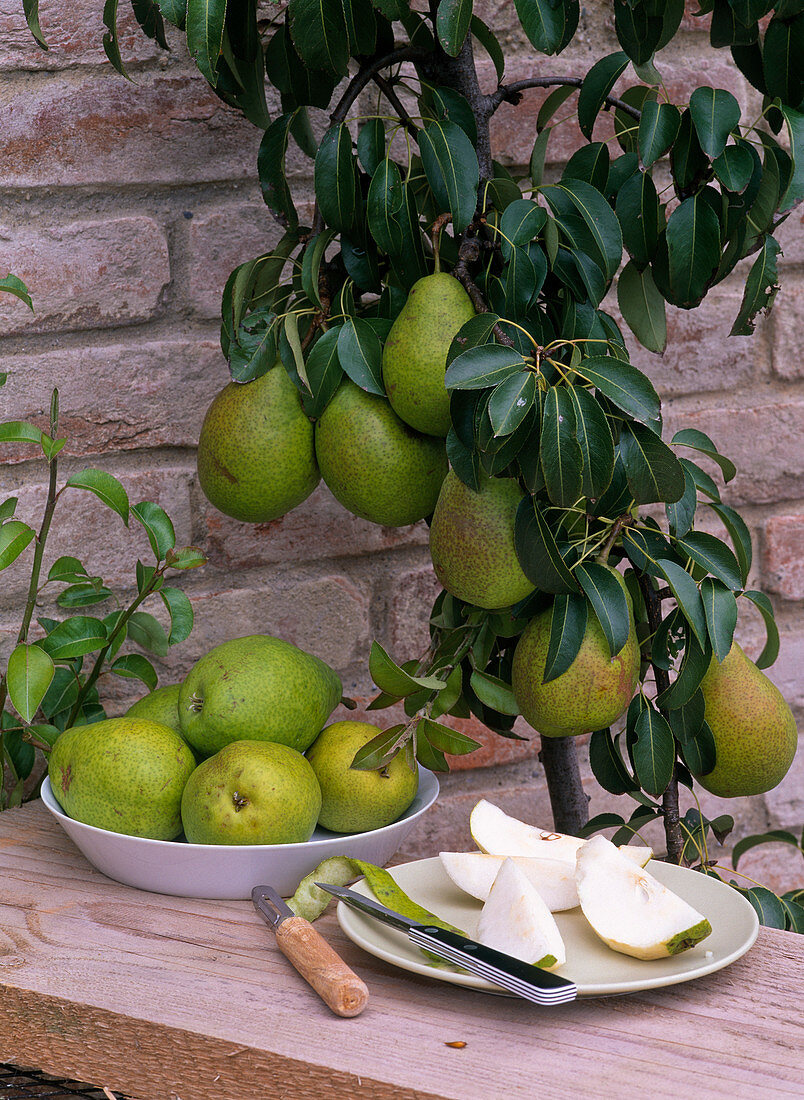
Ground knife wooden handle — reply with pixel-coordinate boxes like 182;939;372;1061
275;915;369;1017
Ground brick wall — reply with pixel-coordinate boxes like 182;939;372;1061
0;2;801;887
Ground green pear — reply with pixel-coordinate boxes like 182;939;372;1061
197;362;319;523
48;718;196;839
382;273;475;436
181;740;321;845
178;634;342;757
305;720;419;833
511;570;640;737
428;470;534;609
315;380;448;526
126;683;183;737
694;642;798;797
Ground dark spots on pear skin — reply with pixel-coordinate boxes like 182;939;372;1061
211;455;238;484
61;766;72;793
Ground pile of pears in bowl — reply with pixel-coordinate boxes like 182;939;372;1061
42;634;439;899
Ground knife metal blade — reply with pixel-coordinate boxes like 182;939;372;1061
316;882;577;1006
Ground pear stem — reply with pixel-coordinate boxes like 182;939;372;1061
595;514;630;566
539;736;589;835
636;570;685;864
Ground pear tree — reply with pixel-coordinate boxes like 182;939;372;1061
22;1;804;927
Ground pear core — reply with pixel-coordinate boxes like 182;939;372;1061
382;272;475;436
197;363;319;523
315;380;448;526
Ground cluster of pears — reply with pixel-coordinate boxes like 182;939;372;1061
197;273;475;529
48;634;419;845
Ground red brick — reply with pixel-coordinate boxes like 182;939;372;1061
764;515;804;600
196;483;430;571
0;0;161;69
188;206;286;318
776;205;804;265
663;400;804;505
386;564;442;658
1;338;223;457
0;71;262;188
771;279;804;378
620;281;761;398
0;217;169;336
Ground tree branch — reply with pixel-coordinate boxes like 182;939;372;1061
488;76;642;121
452;236;516;346
371;71;419;136
329;45;426;127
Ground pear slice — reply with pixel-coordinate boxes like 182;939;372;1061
440;851;578;911
476;859;566;969
470;799;653;866
575;835;712;960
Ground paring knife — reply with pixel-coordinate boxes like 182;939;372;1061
317;882;578;1006
251;885;369;1017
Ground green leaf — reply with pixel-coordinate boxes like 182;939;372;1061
418;120;479;234
638;100;681;168
665;194;721;308
131;0;169;48
66;468;130;525
741;590;779;668
357;119;386;176
742;886;788;930
56;582;113;609
126;611;170;658
675;531;743;591
633;704;676;797
700;577;737;663
258;114;299;230
689;86;741;159
708;502;752;586
0;498;17;522
0;521;35;571
445;344;528;390
288;0;349;76
167;546;207;571
369;641;445;697
470;15;505;81
487;371;536;437
7;644;55;724
541;385;582;508
350;724;409;771
655;558;708;649
732;830;802;871
671;428;736;483
665;462;697;539
713;143;755;193
129;501;175;563
39;617;108;660
436;0;472;55
574;355;661;428
730;235;781;335
589;728;637;795
763;14;804;107
160;586;194;646
110;653;158;691
303;327;344;418
616;171;660;268
498;199;547;262
575;562;632;658
656;627;712;710
514;0;568;53
514;497;579;595
544;593;588;683
101;0;129;78
469;670;519;716
419;716;480;756
0;274;34;311
47;556;89;584
186;0;227;85
617;261;667;353
620;422;686;504
566;385;615;499
780;105;804;211
337;317;384;396
0;421;44;445
578;51;629;140
315;124;359;236
367;158;405;254
21;0;47;48
542;179;623;280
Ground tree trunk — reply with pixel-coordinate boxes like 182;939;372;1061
539;737;590;834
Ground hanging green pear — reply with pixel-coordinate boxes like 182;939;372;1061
511;570;640;737
694;642;798;797
382;273;474;437
429;470;534;609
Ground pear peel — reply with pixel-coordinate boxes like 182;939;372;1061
476;858;566;970
575;835;712;960
470;799;653;867
439;851;579;911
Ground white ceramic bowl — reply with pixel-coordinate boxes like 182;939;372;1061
40;769;439;899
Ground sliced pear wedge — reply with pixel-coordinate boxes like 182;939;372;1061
575;835;712;960
440;851;578;911
476;858;566;969
470;799;653;866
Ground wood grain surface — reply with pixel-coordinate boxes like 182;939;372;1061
0;802;801;1100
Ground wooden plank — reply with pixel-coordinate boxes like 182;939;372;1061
0;802;802;1100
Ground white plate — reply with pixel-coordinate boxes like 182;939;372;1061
337;856;759;997
40;770;438;899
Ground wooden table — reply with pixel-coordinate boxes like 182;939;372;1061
0;802;801;1100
